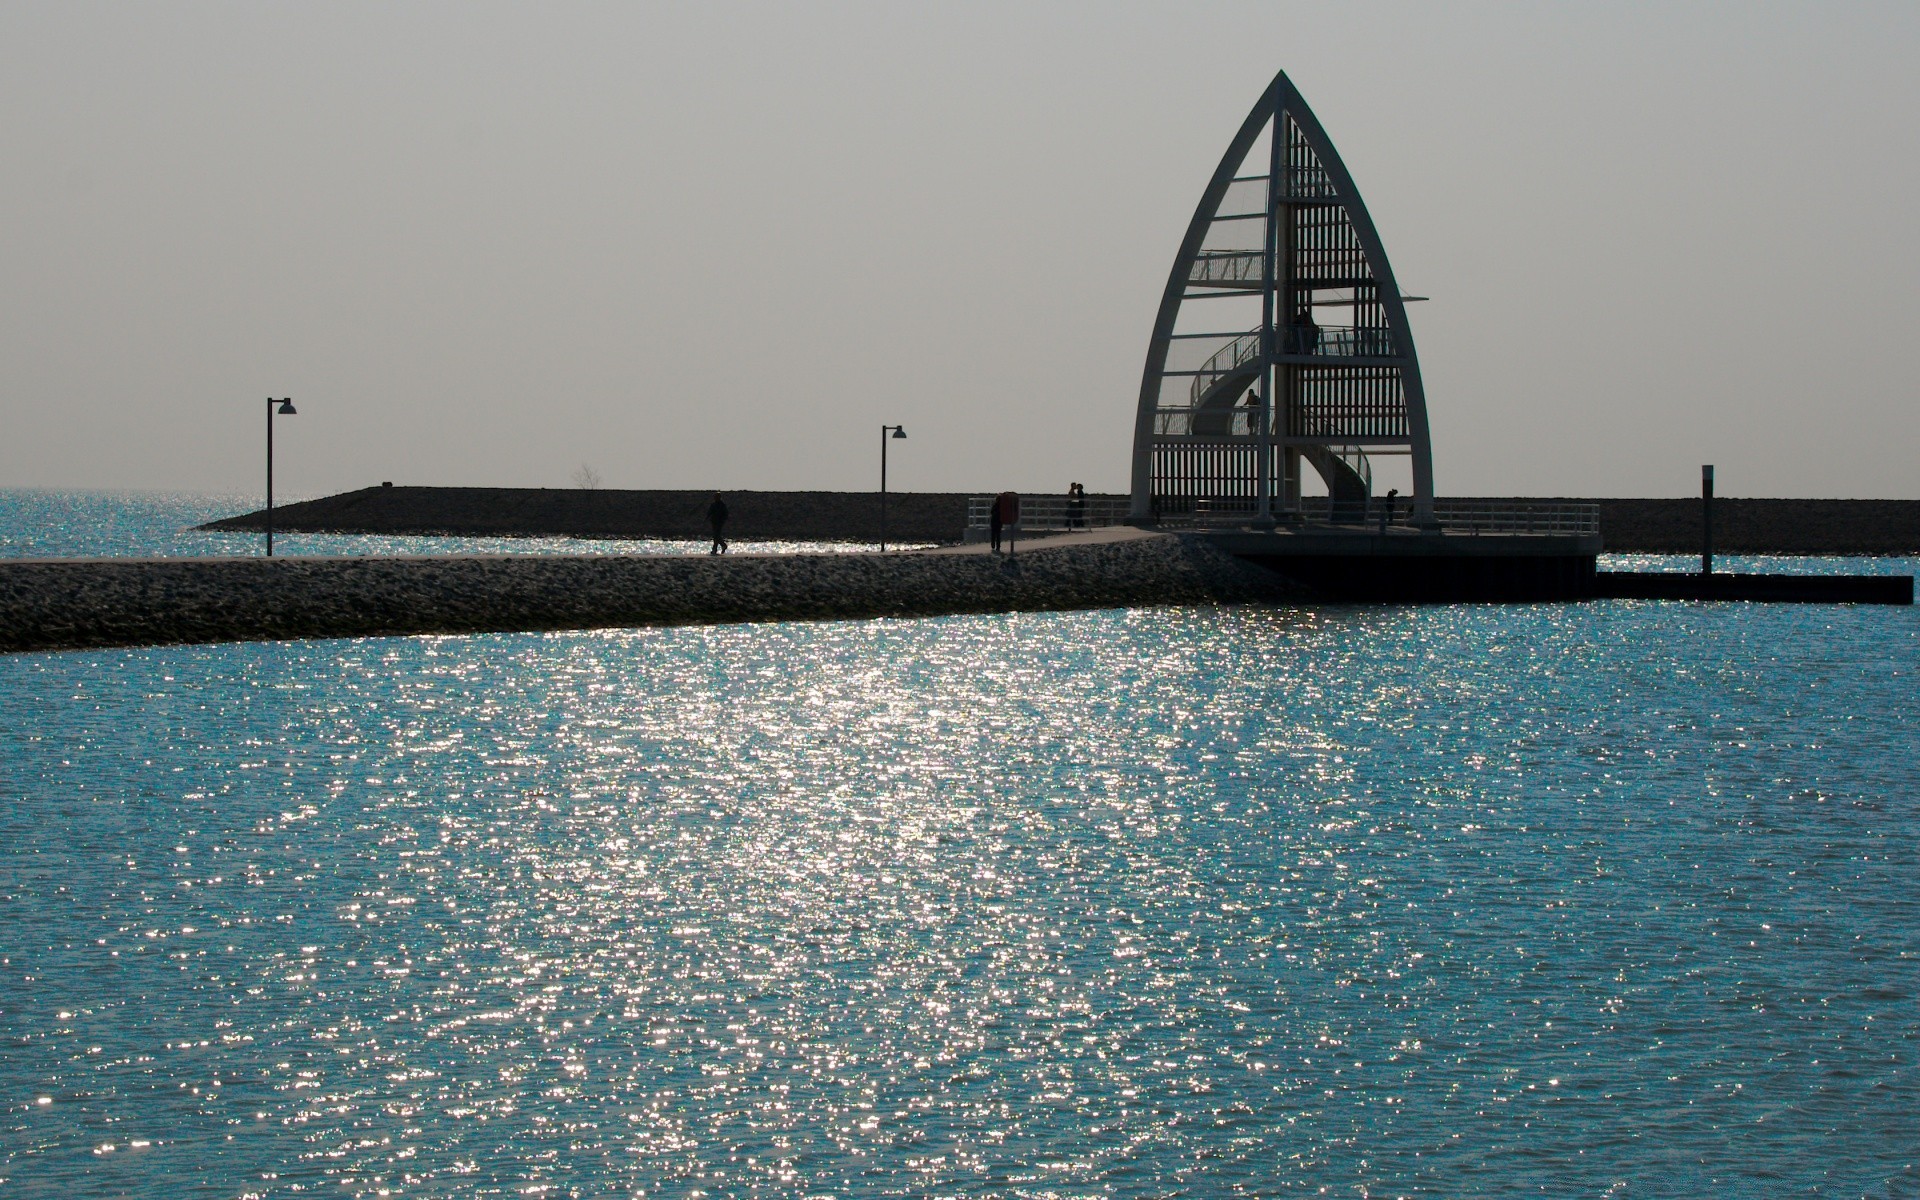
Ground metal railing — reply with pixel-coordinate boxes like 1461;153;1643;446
1153;403;1257;438
1189;251;1262;287
1427;499;1598;535
1176;324;1401;410
1148;496;1264;526
1280;325;1396;357
1148;497;1600;535
1332;445;1372;493
1280;166;1339;200
1296;497;1599;534
1186;327;1264;406
1150;400;1400;448
966;495;1131;532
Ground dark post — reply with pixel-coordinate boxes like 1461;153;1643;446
266;397;276;558
265;398;296;558
879;424;906;552
1701;464;1714;575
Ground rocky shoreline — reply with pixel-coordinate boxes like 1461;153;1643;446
203;487;1920;554
0;533;1301;655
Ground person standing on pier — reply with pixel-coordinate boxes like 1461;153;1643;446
707;493;730;555
989;495;1004;554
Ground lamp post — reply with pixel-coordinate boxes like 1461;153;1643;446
265;397;297;557
880;424;907;551
1701;464;1714;576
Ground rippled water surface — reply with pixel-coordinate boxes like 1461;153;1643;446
5;601;1918;1197
2;495;1917;1196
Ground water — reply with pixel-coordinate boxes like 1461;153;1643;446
0;490;906;559
2;495;1917;1197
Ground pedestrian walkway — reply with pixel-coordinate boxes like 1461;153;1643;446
919;526;1166;556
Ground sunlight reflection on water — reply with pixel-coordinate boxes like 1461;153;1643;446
2;595;1917;1195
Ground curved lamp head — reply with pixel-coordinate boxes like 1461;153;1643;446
890;426;907;439
276;398;297;415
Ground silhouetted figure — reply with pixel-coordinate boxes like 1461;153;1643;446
989;496;1004;553
1381;487;1399;534
1295;306;1320;354
996;491;1020;557
1067;482;1086;530
1240;389;1261;436
707;493;729;554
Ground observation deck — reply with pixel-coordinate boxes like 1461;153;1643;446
1115;70;1602;599
1130;71;1436;531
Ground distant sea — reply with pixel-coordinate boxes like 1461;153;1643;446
0;489;893;559
2;489;1916;1196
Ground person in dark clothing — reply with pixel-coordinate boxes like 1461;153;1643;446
707;493;729;554
1295;306;1320;354
989;496;1004;554
1067;482;1086;530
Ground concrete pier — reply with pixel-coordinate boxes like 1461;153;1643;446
1199;527;1908;604
199;487;1920;555
1202;527;1603;602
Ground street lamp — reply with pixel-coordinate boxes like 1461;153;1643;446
265;397;296;557
880;424;907;552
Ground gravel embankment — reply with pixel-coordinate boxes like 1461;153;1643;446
0;534;1299;655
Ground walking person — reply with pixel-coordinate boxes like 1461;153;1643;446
989;494;1004;554
707;492;729;554
997;491;1020;558
1067;482;1086;530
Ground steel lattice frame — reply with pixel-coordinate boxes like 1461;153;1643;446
1128;70;1435;526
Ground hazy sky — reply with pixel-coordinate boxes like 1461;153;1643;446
4;2;1916;499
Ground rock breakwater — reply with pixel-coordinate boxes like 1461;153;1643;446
0;533;1298;655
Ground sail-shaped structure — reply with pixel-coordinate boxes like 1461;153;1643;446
1129;71;1434;527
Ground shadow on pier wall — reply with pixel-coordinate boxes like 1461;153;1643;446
1239;554;1599;603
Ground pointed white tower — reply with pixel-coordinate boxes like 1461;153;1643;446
1129;71;1435;527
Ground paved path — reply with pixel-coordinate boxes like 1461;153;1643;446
919;526;1164;556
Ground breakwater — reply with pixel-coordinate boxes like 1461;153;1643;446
203;487;1920;553
1578;497;1920;554
201;486;977;545
0;533;1299;655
